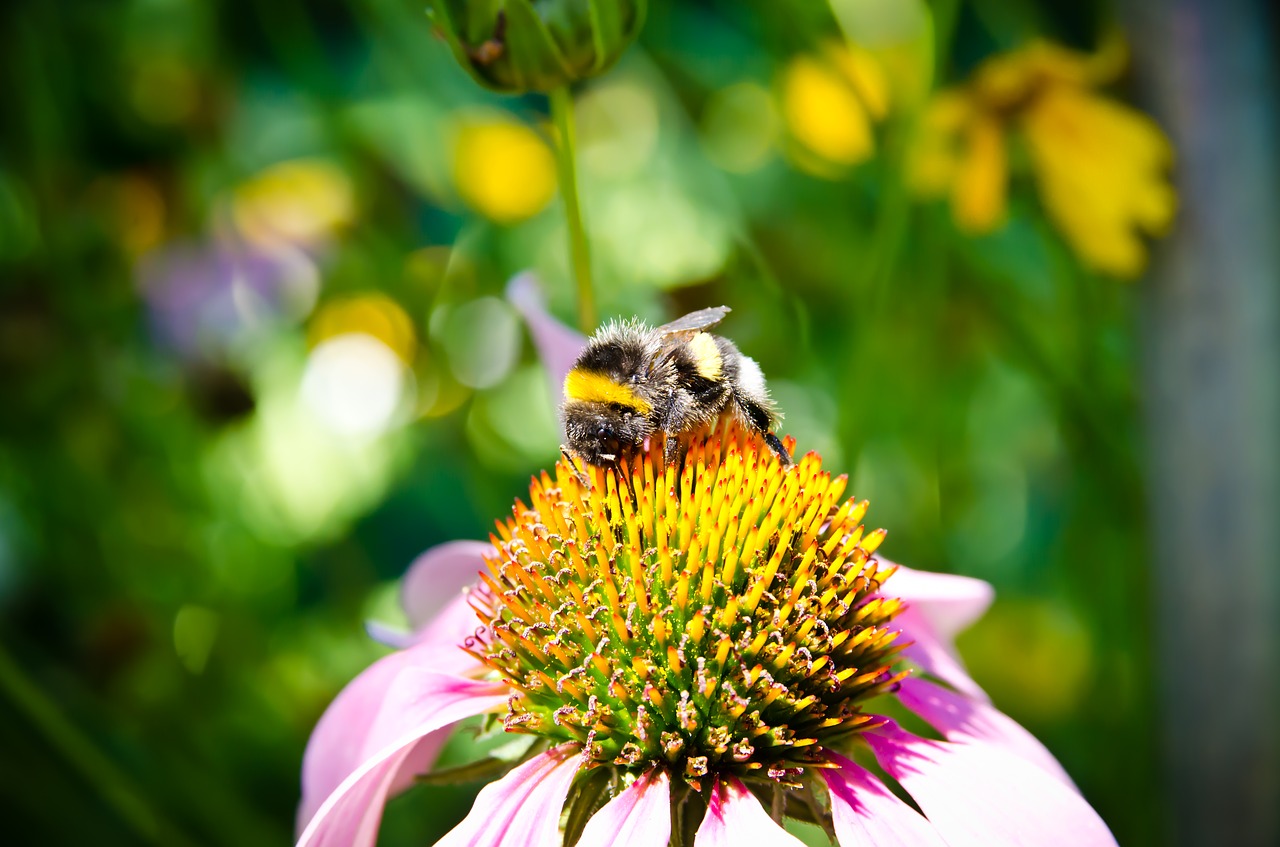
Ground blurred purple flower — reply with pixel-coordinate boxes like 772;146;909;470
505;271;586;403
136;238;318;358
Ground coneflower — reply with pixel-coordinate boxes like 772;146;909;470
297;422;1114;846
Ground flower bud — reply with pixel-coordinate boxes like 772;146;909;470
427;0;646;93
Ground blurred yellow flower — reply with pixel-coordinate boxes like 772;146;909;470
232;158;355;247
451;116;557;224
910;39;1176;278
781;42;890;173
308;293;417;364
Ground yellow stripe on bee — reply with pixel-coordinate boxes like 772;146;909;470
688;332;722;380
564;368;652;414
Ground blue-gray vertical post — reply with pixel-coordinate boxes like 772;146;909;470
1119;1;1280;844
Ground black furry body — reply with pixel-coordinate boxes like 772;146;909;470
561;307;789;468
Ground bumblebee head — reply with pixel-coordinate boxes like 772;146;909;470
562;401;651;465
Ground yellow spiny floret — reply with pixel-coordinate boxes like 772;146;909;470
653;615;668;647
470;420;908;783
688;611;707;644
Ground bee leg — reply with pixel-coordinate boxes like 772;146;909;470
763;431;792;467
736;397;793;467
663;433;682;468
561;446;593;488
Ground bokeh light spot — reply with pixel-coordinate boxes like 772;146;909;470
947;458;1029;575
596;180;732;289
466;364;560;470
232;158;355;247
137;240;320;358
441;297;520;389
578;79;661;179
700;82;779;174
301;334;410;437
308;294;417;364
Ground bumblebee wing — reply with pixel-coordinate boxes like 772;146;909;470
656;306;730;340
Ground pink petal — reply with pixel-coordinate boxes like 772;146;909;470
408;589;494;677
299;650;445;826
822;751;948;847
867;723;1117;846
357;668;500;765
895;605;989;702
577;769;672;847
301;597;493;828
300;648;404;828
401;540;495;631
433;745;583;847
298;672;508;847
506;271;586;401
882;560;994;640
895;677;1075;788
368;596;485;663
695;778;807;847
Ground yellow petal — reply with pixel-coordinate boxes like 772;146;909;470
972;37;1128;110
972;49;1044;108
907;90;1010;231
906;91;973;196
951;113;1008;233
781;45;889;169
1021;85;1176;277
831;43;891;121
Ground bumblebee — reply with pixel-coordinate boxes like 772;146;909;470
561;306;790;469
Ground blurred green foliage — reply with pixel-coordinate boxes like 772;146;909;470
0;0;1161;844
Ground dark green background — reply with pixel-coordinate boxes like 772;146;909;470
2;1;1264;845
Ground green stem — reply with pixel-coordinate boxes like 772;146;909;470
862;145;912;317
550;85;596;334
931;0;961;81
669;780;695;847
0;644;195;847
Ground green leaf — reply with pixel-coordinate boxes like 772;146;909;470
425;2;486;88
501;0;573;91
562;767;615;847
486;733;540;762
463;0;506;44
413;755;520;787
586;0;623;73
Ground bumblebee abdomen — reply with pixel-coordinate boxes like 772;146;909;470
687;332;723;381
